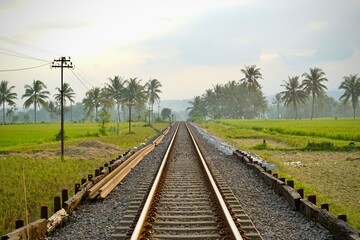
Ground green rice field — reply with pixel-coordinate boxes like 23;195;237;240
0;121;168;236
197;118;360;230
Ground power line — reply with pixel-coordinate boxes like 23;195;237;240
0;62;51;72
0;35;61;58
70;69;91;91
0;47;50;62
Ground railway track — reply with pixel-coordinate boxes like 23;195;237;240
112;122;262;240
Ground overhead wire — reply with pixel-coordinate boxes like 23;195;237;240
0;62;51;72
0;36;99;93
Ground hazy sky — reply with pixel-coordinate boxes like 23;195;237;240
1;0;359;105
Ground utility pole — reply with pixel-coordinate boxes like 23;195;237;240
51;57;74;161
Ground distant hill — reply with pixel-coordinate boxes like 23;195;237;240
160;99;191;120
161;99;191;112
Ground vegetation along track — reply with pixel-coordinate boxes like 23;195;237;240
113;122;262;240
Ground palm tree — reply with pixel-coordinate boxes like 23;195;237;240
22;80;50;123
46;101;59;122
281;76;308;119
187;96;206;121
124;78;144;132
82;87;108;121
105;76;126;134
301;67;328;119
0;80;17;123
145;78;162;124
339;74;360;119
240;65;263;90
272;93;283;119
54;82;76;121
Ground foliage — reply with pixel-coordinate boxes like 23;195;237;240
0;80;18;123
280;76;308;119
22;80;50;123
161;108;171;120
301;67;328;120
339;74;360;119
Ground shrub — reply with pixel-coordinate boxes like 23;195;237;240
305;141;334;151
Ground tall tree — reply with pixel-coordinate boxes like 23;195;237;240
240;65;263;90
187;96;206;121
45;101;59;122
0;80;17;123
22;80;49;123
82;87;107;121
339;74;360;119
105;76;126;134
301;67;328;119
54;82;76;121
281;76;308;119
272;93;283;119
124;78;144;132
145;78;162;123
240;65;265;118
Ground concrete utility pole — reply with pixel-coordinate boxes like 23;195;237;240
51;57;74;161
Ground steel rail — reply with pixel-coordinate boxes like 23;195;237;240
129;122;243;240
130;123;180;240
185;123;243;240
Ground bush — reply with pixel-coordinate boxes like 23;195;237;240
305;141;334;151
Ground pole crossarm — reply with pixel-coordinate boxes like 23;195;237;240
51;57;74;161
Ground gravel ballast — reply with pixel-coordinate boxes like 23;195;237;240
46;123;334;240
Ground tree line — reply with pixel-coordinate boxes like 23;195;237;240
0;76;163;133
187;65;360;120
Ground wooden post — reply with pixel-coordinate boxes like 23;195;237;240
41;206;48;219
279;177;286;183
81;178;86;185
308;195;316;205
88;174;93;181
321;203;329;211
75;183;80;193
267;170;272;175
15;219;24;229
54;196;61;213
273;173;278;178
95;169;100;177
297;189;304;198
62;189;68;208
287;180;294;188
338;215;347;222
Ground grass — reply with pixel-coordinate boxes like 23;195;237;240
198;118;360;230
0;121;169;236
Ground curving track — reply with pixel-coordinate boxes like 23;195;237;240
113;122;262;240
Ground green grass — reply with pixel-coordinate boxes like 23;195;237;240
198;118;360;230
0;121;169;236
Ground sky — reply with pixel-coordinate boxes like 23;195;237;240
1;0;360;106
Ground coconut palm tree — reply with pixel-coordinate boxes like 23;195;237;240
145;78;162;124
339;74;360;119
187;96;206;121
0;80;17;123
124;78;144;132
301;67;328;119
54;82;76;121
272;93;283;119
281;76;308;119
105;76;126;134
82;87;108;121
22;80;50;123
240;65;263;90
